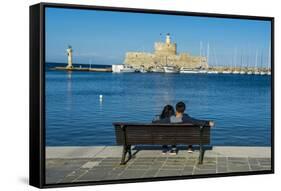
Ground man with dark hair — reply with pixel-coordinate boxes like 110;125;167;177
170;101;214;154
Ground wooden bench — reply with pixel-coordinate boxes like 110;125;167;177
113;122;212;165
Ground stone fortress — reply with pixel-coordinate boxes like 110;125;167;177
123;34;208;70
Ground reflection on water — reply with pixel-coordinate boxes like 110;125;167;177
66;71;72;111
46;70;271;146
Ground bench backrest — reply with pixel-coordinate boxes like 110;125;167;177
113;123;211;145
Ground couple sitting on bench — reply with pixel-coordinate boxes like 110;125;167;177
153;101;214;155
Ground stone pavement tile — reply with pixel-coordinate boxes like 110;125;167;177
98;162;120;168
94;146;123;158
217;157;227;164
135;157;156;162
181;166;194;175
195;164;216;170
46;159;89;184
60;169;88;183
46;146;105;159
249;165;271;171
131;161;155;165
149;162;165;169
217;164;228;173
102;157;121;160
126;165;150;170
156;170;182;177
76;167;113;181
193;169;216;175
228;157;248;162
46;169;73;184
227;165;250;172
90;158;104;162
164;161;185;166
227;158;249;166
202;157;217;165
81;161;100;169
185;160;196;166
155;157;168;161
248;158;259;165
161;165;184;170
142;169;159;178
119;169;147;179
256;158;271;166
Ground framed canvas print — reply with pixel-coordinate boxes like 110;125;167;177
29;2;274;188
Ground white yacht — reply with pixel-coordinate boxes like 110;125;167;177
222;70;232;74
180;67;198;74
259;71;266;75
267;71;271;75
120;65;136;73
207;70;219;74
254;71;260;75
232;70;240;74
163;66;179;73
151;68;164;73
239;71;246;75
139;68;147;73
247;71;253;75
198;69;208;74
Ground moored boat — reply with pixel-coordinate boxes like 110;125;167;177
120;65;136;73
207;70;219;74
164;66;179;73
179;67;198;74
222;70;231;74
259;71;266;75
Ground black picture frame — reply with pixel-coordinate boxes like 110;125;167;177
30;2;275;188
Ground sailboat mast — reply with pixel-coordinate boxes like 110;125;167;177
234;48;237;69
200;41;202;66
207;42;210;65
255;50;258;70
267;46;271;70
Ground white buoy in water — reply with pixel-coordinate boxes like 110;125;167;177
99;95;103;101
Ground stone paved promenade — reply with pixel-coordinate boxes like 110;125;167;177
46;146;271;184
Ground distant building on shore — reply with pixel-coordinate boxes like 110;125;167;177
123;34;208;70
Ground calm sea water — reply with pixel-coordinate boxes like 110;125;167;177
45;64;271;146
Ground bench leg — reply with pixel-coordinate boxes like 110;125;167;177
128;145;132;159
198;144;204;164
120;145;133;165
120;144;128;165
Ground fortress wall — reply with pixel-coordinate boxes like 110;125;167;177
124;52;155;68
154;42;176;55
124;51;208;69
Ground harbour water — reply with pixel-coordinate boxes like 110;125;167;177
46;63;271;146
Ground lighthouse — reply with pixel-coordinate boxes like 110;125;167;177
66;45;73;69
165;33;171;45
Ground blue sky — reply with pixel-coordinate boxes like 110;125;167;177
46;7;271;67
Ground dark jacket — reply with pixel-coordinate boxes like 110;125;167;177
152;113;209;126
181;113;209;126
152;115;170;124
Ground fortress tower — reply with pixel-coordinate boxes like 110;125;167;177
66;46;73;69
154;33;177;56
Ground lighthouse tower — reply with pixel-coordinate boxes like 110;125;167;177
166;33;171;45
66;46;73;69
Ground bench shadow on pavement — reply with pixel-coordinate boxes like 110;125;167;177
131;145;213;157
